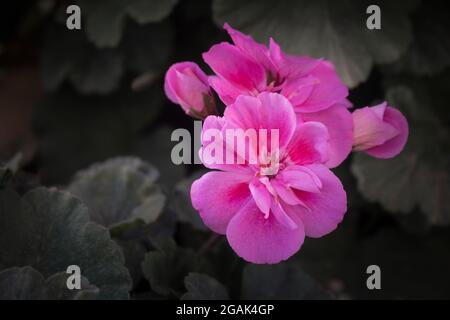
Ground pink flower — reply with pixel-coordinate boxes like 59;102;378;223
202;24;353;167
191;93;346;264
164;62;216;119
352;102;409;158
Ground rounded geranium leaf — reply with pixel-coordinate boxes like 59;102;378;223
0;188;132;299
241;263;329;299
68;157;166;228
141;237;207;297
0;266;99;300
181;273;229;300
213;0;418;87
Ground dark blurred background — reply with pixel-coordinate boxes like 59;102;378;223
0;0;449;299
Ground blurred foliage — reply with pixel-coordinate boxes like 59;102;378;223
213;0;419;87
68;157;166;228
0;266;99;300
0;0;449;300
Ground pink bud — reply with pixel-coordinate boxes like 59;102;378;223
352;102;408;158
164;62;216;119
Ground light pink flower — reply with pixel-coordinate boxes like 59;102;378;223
164;62;216;119
202;24;353;167
352;102;409;158
191;93;347;264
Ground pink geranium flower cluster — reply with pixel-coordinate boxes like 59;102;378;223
164;24;409;264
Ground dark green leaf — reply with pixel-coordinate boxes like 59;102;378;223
0;187;132;299
114;239;147;289
182;273;229;300
141;237;206;297
68;157;165;228
0;266;99;300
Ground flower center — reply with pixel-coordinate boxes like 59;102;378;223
258;150;284;177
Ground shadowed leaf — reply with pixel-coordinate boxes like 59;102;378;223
182;273;229;300
213;0;417;87
0;187;132;299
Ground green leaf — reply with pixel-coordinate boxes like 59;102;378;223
0;187;132;299
68;157;166;228
352;82;450;225
213;0;418;87
0;266;99;300
181;273;229;300
78;0;178;48
114;239;147;289
170;171;207;231
141;237;206;297
241;263;329;299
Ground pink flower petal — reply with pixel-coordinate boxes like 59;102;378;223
272;51;322;80
249;179;272;217
271;201;298;230
224;23;275;73
271;179;306;207
287;164;347;238
285;121;329;165
208;76;242;105
294;61;348;113
280;75;318;107
277;165;323;193
164;62;211;114
224;93;297;151
191;171;252;234
352;103;399;152
200;115;253;172
203;42;266;92
226;200;305;264
301;104;353;168
365;106;409;159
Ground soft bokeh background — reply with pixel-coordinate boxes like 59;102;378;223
0;0;449;299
